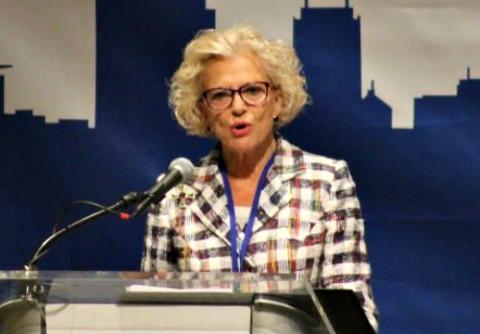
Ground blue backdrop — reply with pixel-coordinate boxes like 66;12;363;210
0;1;479;333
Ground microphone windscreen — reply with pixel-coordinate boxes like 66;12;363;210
168;157;194;183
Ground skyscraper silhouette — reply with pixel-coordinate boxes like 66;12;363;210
415;68;480;127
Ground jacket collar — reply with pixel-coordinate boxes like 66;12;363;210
187;137;306;191
184;137;307;248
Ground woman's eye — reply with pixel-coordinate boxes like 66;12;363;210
211;90;230;100
243;85;266;96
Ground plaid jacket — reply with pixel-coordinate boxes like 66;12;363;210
142;138;378;330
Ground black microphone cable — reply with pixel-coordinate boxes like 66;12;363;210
51;199;132;234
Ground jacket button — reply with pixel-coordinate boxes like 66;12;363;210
257;208;267;220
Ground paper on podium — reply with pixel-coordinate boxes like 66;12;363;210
125;284;233;293
122;284;252;305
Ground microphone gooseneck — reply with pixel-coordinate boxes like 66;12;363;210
24;157;194;269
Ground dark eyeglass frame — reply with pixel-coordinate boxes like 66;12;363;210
201;81;271;111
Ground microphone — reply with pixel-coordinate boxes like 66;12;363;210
133;157;194;216
24;157;194;269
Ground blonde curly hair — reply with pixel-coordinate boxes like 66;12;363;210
169;24;309;137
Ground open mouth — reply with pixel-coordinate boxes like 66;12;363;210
231;123;251;137
234;124;248;130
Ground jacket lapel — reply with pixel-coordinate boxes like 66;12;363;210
188;151;233;247
251;138;306;234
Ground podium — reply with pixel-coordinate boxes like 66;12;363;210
0;271;374;334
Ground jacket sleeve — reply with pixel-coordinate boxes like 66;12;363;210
320;160;379;331
141;199;178;272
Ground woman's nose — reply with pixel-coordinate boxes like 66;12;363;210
230;92;247;115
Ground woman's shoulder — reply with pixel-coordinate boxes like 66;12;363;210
278;137;349;175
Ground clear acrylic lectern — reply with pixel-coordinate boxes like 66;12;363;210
0;271;373;334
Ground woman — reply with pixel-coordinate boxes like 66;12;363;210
142;25;378;330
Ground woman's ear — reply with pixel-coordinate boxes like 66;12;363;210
272;89;284;118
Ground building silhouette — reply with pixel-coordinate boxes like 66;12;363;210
295;1;361;109
360;80;392;127
415;68;480;127
0;0;215;270
0;0;477;270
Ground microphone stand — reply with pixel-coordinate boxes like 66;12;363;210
9;171;186;333
25;191;145;270
2;191;151;334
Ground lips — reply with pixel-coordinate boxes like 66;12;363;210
230;122;252;137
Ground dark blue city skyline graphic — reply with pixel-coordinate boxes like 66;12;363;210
0;2;479;333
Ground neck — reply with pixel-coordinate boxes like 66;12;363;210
222;136;277;179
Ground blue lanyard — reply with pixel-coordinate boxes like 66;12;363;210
220;153;276;271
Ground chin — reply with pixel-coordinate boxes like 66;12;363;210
225;139;257;154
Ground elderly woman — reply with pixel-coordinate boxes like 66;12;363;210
141;25;378;330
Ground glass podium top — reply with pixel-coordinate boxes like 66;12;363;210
0;271;316;305
0;271;372;334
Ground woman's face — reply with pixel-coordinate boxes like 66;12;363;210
199;51;282;156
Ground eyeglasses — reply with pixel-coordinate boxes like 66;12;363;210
202;81;271;111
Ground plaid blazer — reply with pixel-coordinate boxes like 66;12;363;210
142;138;378;330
